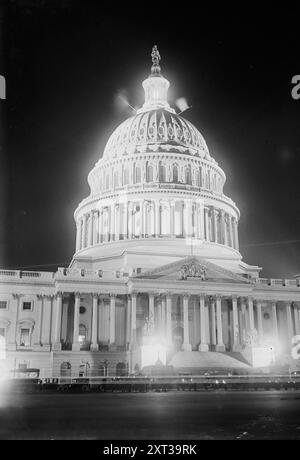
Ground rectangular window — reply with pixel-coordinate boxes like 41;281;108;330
20;328;30;346
0;301;7;309
0;328;5;337
22;302;32;311
18;363;27;370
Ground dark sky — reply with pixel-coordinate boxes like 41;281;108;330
1;1;300;278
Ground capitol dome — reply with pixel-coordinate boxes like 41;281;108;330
72;46;241;274
102;108;210;161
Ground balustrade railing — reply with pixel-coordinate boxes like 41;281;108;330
256;278;300;287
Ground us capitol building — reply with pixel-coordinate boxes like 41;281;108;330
1;47;300;378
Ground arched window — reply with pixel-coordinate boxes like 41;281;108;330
146;164;153;182
105;173;110;190
206;170;211;189
135;165;141;183
185;166;191;185
113;170;119;187
123;167;129;185
173;165;179;183
159;164;166;182
195;170;200;187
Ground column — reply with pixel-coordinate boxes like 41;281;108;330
185;200;192;238
99;209;103;243
166;294;172;345
216;296;225;351
72;292;80;351
248;297;254;330
155;201;160;237
198;202;205;240
170;201;175;238
75;220;81;251
228;215;234;248
107;206;111;242
233;218;239;250
53;292;63;351
256;300;264;343
88;211;93;246
109;294;116;348
199;294;209;351
91;293;99;351
293;303;300;335
182;295;191;351
204;207;210;241
33;294;43;348
115;205;120;241
224;214;229;246
286;302;293;341
210;297;216;347
157;299;162;335
123;203;128;239
271;301;278;341
126;296;131;345
149;294;155;323
40;295;51;350
220;210;225;245
92;212;96;245
128;203;133;239
111;204;115;241
231;296;240;351
82;214;87;248
211;207;218;243
7;294;20;350
241;298;247;344
161;296;166;335
140;200;144;237
131;294;137;344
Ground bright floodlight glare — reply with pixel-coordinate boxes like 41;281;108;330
175;97;189;112
251;346;274;368
141;343;166;369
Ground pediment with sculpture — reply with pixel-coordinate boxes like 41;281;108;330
134;256;254;284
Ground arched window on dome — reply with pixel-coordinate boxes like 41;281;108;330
105;173;110;190
213;174;217;191
218;178;222;193
123;167;129;186
135;165;141;184
199;167;203;187
185;165;191;185
207;170;211;189
195;170;200;187
113;170;119;188
146;164;153;182
173;165;179;183
205;170;210;189
159;164;166;182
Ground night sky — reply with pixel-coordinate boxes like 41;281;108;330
1;2;300;278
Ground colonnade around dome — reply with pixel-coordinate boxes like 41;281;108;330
75;199;239;253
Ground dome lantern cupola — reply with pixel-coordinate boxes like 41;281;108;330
139;45;174;114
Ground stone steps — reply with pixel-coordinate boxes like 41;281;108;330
168;351;252;372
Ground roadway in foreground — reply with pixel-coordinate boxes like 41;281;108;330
0;391;300;440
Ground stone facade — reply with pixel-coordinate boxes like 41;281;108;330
1;48;299;378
